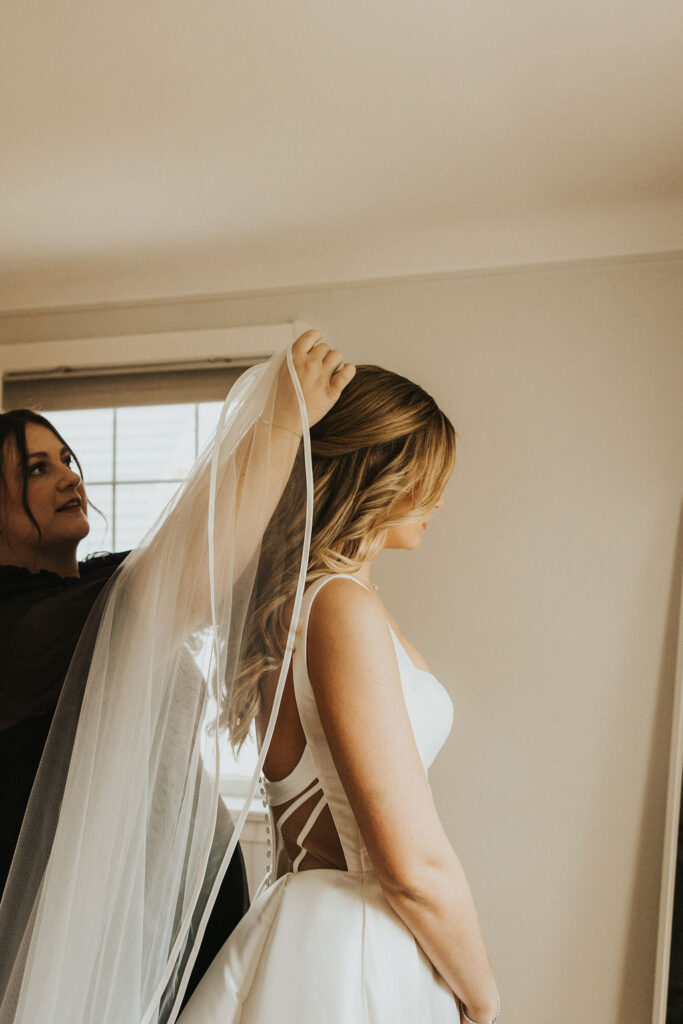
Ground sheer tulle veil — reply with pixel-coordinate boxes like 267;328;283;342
0;344;316;1023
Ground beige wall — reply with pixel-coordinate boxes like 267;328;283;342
2;253;682;1023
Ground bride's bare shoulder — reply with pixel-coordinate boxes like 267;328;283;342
308;575;383;632
306;575;397;679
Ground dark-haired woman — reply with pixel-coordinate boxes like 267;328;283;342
0;332;355;1014
0;410;126;883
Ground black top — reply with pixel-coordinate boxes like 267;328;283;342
0;552;129;889
0;552;248;1011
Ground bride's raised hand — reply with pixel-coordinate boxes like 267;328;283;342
274;329;356;433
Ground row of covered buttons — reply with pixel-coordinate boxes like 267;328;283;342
258;774;272;888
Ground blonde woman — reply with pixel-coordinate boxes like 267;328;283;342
179;366;500;1024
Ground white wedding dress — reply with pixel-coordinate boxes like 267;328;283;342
178;574;459;1023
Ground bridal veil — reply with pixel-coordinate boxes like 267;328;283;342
0;344;315;1023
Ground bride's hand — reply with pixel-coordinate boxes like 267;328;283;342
274;329;356;432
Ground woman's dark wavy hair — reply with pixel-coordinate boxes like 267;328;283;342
0;409;85;541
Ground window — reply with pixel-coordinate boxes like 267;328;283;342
45;402;225;556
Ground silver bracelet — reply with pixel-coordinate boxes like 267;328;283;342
258;418;302;440
461;994;500;1024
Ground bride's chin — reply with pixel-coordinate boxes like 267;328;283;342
399;535;422;551
383;526;423;550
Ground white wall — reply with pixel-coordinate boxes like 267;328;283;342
2;253;682;1023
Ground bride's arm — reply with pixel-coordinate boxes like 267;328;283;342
224;331;354;583
306;578;499;1024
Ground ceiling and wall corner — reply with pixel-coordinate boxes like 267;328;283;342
1;0;682;312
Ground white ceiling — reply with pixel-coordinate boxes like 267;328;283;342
2;0;682;310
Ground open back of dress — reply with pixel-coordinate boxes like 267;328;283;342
260;573;454;888
260;575;377;884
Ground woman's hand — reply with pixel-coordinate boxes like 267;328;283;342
273;330;356;434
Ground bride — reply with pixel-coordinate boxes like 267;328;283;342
0;335;498;1024
178;363;499;1022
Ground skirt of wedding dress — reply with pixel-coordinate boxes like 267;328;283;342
178;868;460;1024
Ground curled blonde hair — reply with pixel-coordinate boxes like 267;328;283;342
226;365;457;750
